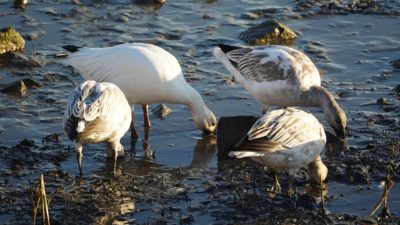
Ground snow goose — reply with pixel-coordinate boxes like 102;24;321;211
62;43;217;137
63;80;132;176
213;44;346;139
229;107;328;196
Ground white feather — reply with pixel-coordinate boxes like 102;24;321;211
76;121;85;133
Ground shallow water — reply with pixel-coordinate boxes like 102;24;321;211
0;0;399;224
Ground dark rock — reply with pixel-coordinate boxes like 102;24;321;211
0;51;42;67
0;27;25;54
376;97;390;107
217;116;258;161
346;165;371;184
320;1;349;15
16;139;36;149
391;59;400;69
152;104;172;119
348;0;381;12
1;80;27;96
42;133;61;144
239;20;297;45
395;84;400;97
382;106;396;112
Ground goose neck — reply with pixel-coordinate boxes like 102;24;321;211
302;86;337;113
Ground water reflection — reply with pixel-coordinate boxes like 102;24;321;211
129;126;154;160
188;134;217;169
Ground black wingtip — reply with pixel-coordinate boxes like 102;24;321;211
62;45;81;53
217;44;241;54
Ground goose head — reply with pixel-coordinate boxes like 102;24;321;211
326;104;347;139
192;107;217;133
308;156;328;183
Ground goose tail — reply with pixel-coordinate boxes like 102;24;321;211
213;45;244;83
217;44;241;54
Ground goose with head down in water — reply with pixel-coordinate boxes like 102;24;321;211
229;107;328;196
213;44;346;139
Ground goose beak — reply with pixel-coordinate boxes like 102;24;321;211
203;125;217;134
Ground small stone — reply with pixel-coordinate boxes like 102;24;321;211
42;133;61;143
119;15;129;23
376;97;389;106
1;80;27;96
133;0;166;5
0;27;25;54
14;0;28;9
239;20;297;45
180;215;194;224
26;32;39;41
152;104;172;119
346;165;370;184
3;169;12;175
71;0;82;5
391;59;400;69
394;84;400;96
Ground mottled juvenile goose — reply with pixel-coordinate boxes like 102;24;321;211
63;80;132;176
229;107;328;196
213;44;346;138
62;43;217;137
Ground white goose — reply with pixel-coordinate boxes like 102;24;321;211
63;80;132;176
62;43;217;137
213;44;346;138
229;107;328;196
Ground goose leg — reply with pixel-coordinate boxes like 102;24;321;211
143;126;154;159
75;143;83;177
287;170;297;197
109;141;124;175
142;104;151;127
131;110;139;139
143;126;151;150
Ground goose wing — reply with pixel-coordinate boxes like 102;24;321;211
225;45;316;83
233;108;324;154
63;81;129;140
